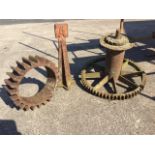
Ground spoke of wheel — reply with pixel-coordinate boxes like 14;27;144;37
84;72;102;79
121;71;144;77
119;75;138;88
94;75;109;91
111;78;117;93
116;81;128;89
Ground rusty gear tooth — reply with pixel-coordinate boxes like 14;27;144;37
37;105;41;108
23;105;29;111
35;55;44;63
6;72;21;82
35;55;41;60
101;93;105;98
4;79;18;89
128;94;132;98
13;99;22;107
11;66;25;75
107;94;111;100
30;106;35;110
111;95;114;100
16;61;23;66
16;61;31;70
22;57;32;66
46;98;51;102
18;103;25;109
29;55;38;63
37;57;46;64
125;95;128;99
113;95;117;100
117;96;121;100
11;95;19;101
4;85;17;95
121;95;125;100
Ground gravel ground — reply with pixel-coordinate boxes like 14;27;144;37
0;19;155;135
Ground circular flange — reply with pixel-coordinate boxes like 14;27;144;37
4;55;58;110
100;33;134;51
80;56;146;100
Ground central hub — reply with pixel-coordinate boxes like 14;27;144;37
105;32;129;46
100;30;133;81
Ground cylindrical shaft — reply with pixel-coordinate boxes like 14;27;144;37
120;19;125;33
106;50;125;81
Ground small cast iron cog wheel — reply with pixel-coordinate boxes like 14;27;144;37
4;55;58;110
80;56;146;100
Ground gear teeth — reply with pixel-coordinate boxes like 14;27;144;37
111;95;115;100
131;93;135;97
22;57;32;66
4;79;18;88
4;85;17;95
98;92;102;98
128;94;132;98
80;58;146;101
23;105;29;111
125;95;128;99
6;72;21;82
30;106;35;110
29;55;38;63
16;61;31;70
121;95;125;100
11;95;20;102
11;66;25;75
36;56;48;65
46;99;50;102
16;61;23;67
35;55;42;62
37;105;41;108
18;103;25;109
117;96;121;100
113;95;117;100
5;55;58;110
34;56;42;64
104;94;108;99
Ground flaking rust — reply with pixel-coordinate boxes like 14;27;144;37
54;23;74;90
4;23;74;110
4;55;58;110
80;20;146;100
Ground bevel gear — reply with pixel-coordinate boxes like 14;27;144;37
4;55;58;110
81;56;146;100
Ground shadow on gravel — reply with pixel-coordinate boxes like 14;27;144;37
0;120;21;135
19;42;58;60
0;86;17;109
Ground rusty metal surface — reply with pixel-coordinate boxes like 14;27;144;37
103;29;132;81
106;50;125;81
81;56;146;100
120;19;125;33
4;55;58;110
54;23;73;90
81;20;146;100
100;32;134;51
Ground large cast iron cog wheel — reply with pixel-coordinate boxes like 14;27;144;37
4;55;58;110
81;56;146;100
